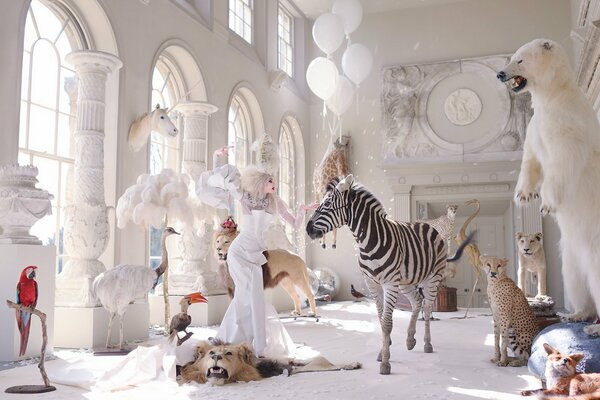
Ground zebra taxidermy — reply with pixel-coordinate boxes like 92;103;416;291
306;175;473;375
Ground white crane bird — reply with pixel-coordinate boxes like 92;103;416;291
92;226;179;349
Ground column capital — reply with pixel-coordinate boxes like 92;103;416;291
66;50;123;74
174;101;218;117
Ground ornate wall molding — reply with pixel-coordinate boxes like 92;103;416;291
381;55;532;165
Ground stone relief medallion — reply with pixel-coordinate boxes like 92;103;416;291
443;88;482;126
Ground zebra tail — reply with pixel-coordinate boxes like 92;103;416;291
447;231;476;262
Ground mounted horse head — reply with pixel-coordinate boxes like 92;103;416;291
128;104;178;152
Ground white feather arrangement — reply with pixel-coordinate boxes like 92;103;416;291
116;168;192;229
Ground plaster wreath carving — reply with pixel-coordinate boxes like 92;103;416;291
0;164;53;244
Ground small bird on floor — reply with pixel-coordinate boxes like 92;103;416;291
350;284;367;301
169;292;208;346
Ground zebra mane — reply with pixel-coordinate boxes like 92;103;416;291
325;176;387;217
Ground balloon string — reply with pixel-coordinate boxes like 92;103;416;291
356;84;360;115
322;101;327;131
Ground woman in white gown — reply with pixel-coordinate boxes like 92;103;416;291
216;164;316;359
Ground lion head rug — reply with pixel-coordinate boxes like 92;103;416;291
180;338;361;386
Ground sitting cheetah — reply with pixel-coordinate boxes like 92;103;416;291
481;255;539;367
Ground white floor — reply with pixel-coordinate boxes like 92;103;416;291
0;301;543;400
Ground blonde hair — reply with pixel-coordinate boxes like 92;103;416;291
241;165;274;200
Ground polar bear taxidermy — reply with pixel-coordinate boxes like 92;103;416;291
497;39;600;335
515;232;547;299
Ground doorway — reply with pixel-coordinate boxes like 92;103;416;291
417;198;515;309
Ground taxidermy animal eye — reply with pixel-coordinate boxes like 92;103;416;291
225;351;233;356
160;116;165;119
517;60;523;64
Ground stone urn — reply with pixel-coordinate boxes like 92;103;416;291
0;164;53;244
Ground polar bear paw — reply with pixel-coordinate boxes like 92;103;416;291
515;190;539;204
540;204;553;216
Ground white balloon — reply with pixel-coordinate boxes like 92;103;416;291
332;0;363;36
326;75;355;116
312;13;345;55
306;57;339;100
342;43;373;86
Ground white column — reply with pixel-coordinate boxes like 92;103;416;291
393;185;412;222
55;51;123;307
176;101;218;182
169;101;223;295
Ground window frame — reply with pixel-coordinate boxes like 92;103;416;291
278;120;296;246
18;0;89;273
228;0;253;44
277;4;294;77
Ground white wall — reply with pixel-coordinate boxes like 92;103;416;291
88;0;313;267
307;0;573;303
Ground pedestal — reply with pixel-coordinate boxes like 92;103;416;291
434;286;458;312
0;244;55;361
54;303;149;349
149;294;229;327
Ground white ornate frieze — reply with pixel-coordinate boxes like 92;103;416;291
0;164;53;244
381;55;532;165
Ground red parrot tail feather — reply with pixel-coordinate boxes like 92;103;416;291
17;310;32;357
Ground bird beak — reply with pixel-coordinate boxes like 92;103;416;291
173;229;181;235
27;268;37;280
185;292;208;304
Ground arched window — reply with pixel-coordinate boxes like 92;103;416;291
149;55;183;175
278;120;295;245
18;0;88;272
148;54;185;269
227;94;252;168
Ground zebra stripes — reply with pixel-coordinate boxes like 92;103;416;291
306;175;472;375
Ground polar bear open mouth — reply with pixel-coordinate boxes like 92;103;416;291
509;75;527;92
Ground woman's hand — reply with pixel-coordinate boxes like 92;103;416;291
300;202;319;212
214;145;233;157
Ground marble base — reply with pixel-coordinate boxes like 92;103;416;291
0;245;55;361
54;303;149;349
149;294;230;327
527;296;556;317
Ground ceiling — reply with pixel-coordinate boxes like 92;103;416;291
293;0;468;20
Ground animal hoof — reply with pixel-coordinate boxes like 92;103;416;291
406;338;416;351
379;362;391;375
424;343;433;353
376;351;382;362
332;244;337;249
321;243;326;249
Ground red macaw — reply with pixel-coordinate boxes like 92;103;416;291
16;265;38;357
